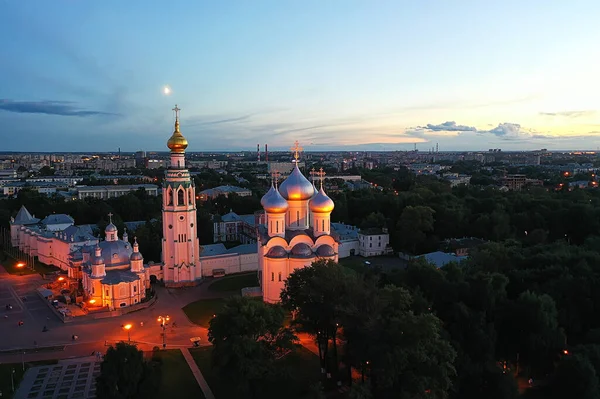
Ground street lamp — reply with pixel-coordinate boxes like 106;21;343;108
16;262;24;268
123;324;132;343
157;315;170;349
11;368;15;392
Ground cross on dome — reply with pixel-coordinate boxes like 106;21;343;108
316;168;326;188
310;167;317;183
290;140;303;162
271;171;281;187
172;104;181;120
107;212;113;223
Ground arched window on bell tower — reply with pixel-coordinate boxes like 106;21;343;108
167;187;173;206
178;189;185;206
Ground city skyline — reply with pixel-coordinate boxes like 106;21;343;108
1;1;600;152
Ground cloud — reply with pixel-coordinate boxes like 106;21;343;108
539;110;596;118
0;100;118;117
423;121;477;132
483;122;524;138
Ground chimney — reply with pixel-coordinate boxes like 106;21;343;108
257;144;260;162
265;144;268;162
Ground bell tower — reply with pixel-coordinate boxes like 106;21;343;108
162;105;202;286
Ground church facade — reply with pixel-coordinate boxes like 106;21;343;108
258;144;338;303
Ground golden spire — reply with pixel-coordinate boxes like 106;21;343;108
167;104;188;153
290;140;303;162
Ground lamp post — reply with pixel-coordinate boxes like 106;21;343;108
157;315;170;349
123;324;132;343
11;368;15;392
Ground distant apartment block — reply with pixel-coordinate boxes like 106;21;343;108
76;184;159;199
198;185;252;201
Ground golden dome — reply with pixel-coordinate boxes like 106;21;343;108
261;185;289;214
310;187;335;213
167;119;188;153
278;164;315;201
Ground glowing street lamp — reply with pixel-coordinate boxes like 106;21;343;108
16;263;24;268
57;277;65;281
123;323;132;343
88;299;96;304
157;315;170;349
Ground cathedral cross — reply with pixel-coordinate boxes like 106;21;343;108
290;140;303;162
309;167;317;183
316;167;326;188
271;170;281;187
172;104;181;120
107;212;113;223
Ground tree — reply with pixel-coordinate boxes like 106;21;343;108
397;205;435;254
550;354;600;399
38;166;54;176
96;342;157;399
208;296;297;398
280;259;349;375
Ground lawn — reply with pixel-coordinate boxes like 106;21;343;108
0;360;58;399
182;298;228;327
207;272;258;293
190;345;322;399
152;349;205;399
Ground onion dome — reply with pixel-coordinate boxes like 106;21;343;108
91;245;104;265
167;112;188;153
261;185;289;214
316;244;335;257
279;164;315;201
130;238;143;261
290;243;315;258
310;187;335;213
266;246;288;258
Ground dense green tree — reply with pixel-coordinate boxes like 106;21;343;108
208;296;297;398
397;205;435;254
96;342;158;399
550;354;600;399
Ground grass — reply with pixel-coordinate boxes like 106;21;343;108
207;272;259;293
0;360;58;399
152;349;205;399
190;345;322;399
182;298;228;327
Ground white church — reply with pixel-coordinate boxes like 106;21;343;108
10;106;383;308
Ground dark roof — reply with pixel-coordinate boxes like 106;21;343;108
41;214;74;226
101;269;140;285
13;206;39;225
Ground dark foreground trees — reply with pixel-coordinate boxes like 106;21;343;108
96;342;159;399
281;259;457;398
208;296;297;398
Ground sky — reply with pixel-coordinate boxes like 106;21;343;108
1;0;600;152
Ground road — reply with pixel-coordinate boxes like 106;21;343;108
0;264;210;364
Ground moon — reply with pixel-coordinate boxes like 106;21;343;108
163;86;172;95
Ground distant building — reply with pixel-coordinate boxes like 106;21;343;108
267;162;305;175
501;174;527;191
198;185;252;200
0;169;17;179
146;159;166;169
2;181;68;196
76;184;159;199
442;173;471;187
418;251;467;268
358;228;392;257
213;211;264;244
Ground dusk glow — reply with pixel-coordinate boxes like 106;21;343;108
1;1;600;151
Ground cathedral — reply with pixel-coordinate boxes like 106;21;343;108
258;143;338;303
10;106;340;310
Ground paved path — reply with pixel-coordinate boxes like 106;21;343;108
181;347;215;399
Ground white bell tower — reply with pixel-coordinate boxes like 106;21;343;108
161;105;202;286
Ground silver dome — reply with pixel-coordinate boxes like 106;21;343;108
105;223;118;233
310;187;335;213
316;244;335;257
279;164;315;201
99;240;132;268
266;246;288;258
290;243;315;258
261;185;289;214
130;251;143;261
